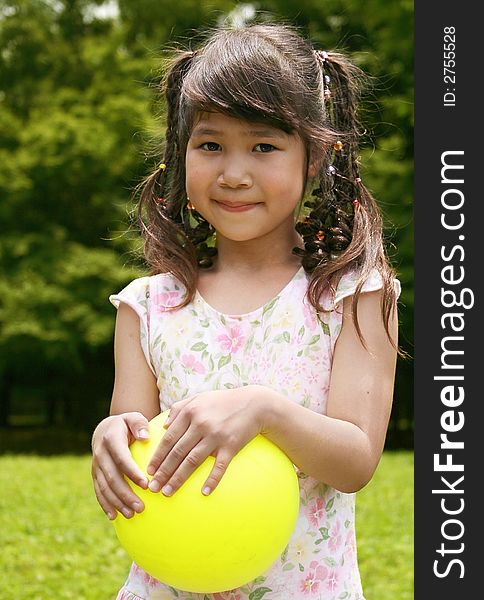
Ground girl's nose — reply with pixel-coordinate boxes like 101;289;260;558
217;161;252;189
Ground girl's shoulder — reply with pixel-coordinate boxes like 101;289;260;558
109;272;186;312
318;267;401;312
336;267;401;302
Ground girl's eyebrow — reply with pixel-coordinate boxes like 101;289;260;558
191;126;286;139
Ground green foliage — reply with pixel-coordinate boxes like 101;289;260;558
0;0;413;435
0;450;413;598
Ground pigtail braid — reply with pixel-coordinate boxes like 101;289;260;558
295;50;397;346
136;51;216;304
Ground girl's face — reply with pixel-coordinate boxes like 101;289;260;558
185;112;311;248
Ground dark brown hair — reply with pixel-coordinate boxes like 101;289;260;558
136;23;399;347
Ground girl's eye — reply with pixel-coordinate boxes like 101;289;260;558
254;143;275;153
201;142;220;151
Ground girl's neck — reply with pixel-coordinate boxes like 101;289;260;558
212;231;304;275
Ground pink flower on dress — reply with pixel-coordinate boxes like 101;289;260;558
299;561;328;594
308;498;326;528
216;324;245;354
213;590;243;600
303;300;318;331
181;353;206;374
325;569;340;593
345;526;357;562
310;560;329;578
152;290;183;313
131;564;160;588
328;519;343;553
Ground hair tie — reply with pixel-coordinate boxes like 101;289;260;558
316;50;329;62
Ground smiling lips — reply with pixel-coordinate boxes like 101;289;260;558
214;200;260;212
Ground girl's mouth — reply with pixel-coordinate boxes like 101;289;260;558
214;200;260;212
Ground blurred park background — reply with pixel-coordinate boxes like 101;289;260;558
0;0;413;598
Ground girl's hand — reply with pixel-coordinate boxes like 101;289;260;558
146;386;265;497
91;412;151;520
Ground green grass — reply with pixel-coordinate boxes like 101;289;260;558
357;451;414;599
0;451;413;599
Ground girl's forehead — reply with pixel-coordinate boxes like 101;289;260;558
191;111;292;139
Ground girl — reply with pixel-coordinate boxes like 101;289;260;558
91;22;400;600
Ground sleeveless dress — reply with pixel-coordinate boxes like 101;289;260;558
109;266;401;600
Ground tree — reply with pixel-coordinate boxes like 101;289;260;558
0;0;413;444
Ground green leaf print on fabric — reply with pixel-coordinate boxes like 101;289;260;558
151;333;162;348
308;334;321;345
280;545;289;563
319;527;330;540
282;562;295;571
283;331;290;343
248;588;272;600
218;354;231;368
326;497;335;511
301;395;311;408
262;297;279;316
321;321;331;336
191;342;207;351
324;557;338;568
272;334;285;344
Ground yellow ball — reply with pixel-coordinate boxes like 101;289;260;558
113;410;299;593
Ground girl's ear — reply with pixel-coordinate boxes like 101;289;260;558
307;160;318;179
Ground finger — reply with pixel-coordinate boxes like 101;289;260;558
94;467;143;520
124;411;151;441
106;434;149;489
147;410;191;475
164;395;197;429
159;439;214;496
98;454;145;515
148;427;204;493
201;449;234;496
92;471;118;520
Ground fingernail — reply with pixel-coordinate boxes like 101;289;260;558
132;502;143;513
121;507;133;518
138;428;149;439
107;511;115;520
149;479;161;492
162;484;173;496
202;486;211;496
147;465;156;476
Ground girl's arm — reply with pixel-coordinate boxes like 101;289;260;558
110;302;160;419
91;303;160;519
261;288;398;493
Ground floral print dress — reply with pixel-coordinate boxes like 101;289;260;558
109;266;400;600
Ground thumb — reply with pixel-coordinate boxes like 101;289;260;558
124;412;150;441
